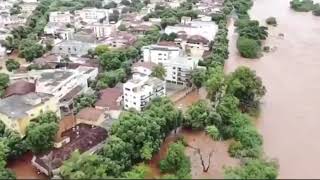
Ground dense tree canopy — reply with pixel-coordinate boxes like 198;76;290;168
227;66;266;115
159;142;191;179
237;37;260;58
5;59;20;72
25;112;59;154
224;158;278;179
74;93;97;112
151;65;166;80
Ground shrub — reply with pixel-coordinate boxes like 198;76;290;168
265;17;277;26
205;125;220;140
237;37;260;58
5;59;20;72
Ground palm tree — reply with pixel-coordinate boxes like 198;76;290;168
151;64;166;80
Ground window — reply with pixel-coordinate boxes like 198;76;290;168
173;72;176;75
158;53;162;55
125;88;131;91
133;96;136;99
173;67;176;70
172;76;176;79
133;102;136;105
125;99;128;102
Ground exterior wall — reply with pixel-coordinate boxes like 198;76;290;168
49;12;72;23
75;9;109;24
142;46;180;64
76;115;105;127
123;77;166;111
52;41;96;57
0;97;60;137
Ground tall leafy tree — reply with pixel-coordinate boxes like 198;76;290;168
151;64;166;80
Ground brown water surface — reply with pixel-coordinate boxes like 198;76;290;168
7;152;47;179
225;0;320;178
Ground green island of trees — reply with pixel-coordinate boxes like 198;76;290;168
290;0;320;16
5;59;20;72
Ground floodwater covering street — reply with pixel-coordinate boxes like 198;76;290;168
225;0;320;178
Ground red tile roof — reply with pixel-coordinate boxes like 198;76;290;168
95;87;122;110
76;107;104;122
4;80;35;98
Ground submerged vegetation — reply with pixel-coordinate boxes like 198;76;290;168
290;0;320;16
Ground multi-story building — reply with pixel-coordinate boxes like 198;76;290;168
100;31;137;48
52;40;96;57
86;22;116;38
142;43;200;85
49;11;73;23
164;17;218;41
74;8;109;24
123;73;166;111
10;66;98;115
0;92;60;136
142;43;181;64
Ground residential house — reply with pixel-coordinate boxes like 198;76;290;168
4;80;35;98
49;11;73;23
52;40;96;57
142;43;200;85
0;92;60;136
164;17;218;41
32;123;108;176
123;73;166;111
74;8;109;24
21;2;38;14
99;31;137;48
85;22;116;38
175;35;210;57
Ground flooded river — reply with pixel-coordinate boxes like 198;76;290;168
225;0;320;178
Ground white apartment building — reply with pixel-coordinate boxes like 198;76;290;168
75;8;109;24
49;11;73;23
86;22;115;38
142;44;200;85
142;44;181;64
164;18;218;41
123;73;166;111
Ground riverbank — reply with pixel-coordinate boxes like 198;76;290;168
226;0;320;178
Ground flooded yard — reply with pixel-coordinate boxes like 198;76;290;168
7;152;48;179
147;129;239;179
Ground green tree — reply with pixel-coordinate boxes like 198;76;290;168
123;163;150;179
121;0;131;6
224;158;278;179
312;3;320;16
184;100;212;129
25;112;59;154
118;24;127;31
104;1;117;9
6;59;20;72
205;125;220;140
19;39;44;62
95;45;110;56
0;73;9;97
265;17;277;26
74;94;97;112
151;64;166;80
26;121;58;154
61;151;111;179
227;66;266;115
237;37;260;58
191;68;206;89
205;66;225;100
159;142;191;179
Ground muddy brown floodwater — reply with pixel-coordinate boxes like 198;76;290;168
148;129;239;179
6;152;47;179
225;0;320;178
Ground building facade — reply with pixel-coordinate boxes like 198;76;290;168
0;93;60;136
123;74;165;111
